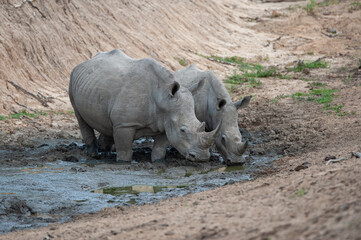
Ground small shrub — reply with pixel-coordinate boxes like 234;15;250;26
318;0;339;7
288;60;328;72
306;0;316;14
174;57;188;66
298;188;304;196
349;1;361;12
0;110;47;121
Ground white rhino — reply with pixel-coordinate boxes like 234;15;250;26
69;50;221;163
174;65;251;165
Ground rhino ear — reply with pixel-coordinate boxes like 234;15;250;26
217;98;227;111
233;95;252;109
169;81;180;97
188;77;205;95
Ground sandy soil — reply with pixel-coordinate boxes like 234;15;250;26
1;0;361;239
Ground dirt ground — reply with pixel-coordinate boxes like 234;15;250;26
1;0;361;239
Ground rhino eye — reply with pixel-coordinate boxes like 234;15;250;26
221;135;227;146
180;126;187;133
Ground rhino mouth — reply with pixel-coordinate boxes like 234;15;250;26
217;146;245;166
187;152;196;161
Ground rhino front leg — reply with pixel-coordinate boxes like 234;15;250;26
74;109;98;157
151;134;169;163
113;127;135;162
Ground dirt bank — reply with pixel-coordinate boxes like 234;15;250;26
1;0;361;239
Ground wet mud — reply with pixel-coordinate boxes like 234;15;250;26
0;130;280;234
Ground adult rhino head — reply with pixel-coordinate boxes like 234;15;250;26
175;65;251;165
211;96;251;165
156;79;222;161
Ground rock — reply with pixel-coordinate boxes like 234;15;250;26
165;231;175;236
0;197;33;216
63;155;79;162
351;152;361;158
294;162;309;171
324;155;336;161
326;28;337;34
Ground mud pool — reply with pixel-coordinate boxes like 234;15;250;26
0;134;280;234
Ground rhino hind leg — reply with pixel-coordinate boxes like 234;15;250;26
151;134;169;163
73;109;98;158
98;134;114;152
98;134;115;159
113;127;135;162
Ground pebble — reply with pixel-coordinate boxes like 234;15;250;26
165;231;174;236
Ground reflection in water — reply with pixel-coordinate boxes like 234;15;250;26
93;185;188;196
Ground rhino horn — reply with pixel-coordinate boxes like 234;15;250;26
200;121;223;148
238;140;248;155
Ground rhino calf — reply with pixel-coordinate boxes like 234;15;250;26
69;50;221;163
175;65;251;165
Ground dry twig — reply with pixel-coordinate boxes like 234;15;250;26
326;158;347;165
7;94;36;112
6;80;49;107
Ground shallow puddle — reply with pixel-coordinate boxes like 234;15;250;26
0;134;281;234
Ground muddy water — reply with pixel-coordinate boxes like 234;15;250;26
0;134;280;234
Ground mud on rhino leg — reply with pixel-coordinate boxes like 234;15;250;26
113;127;135;162
98;134;115;158
74;109;98;157
151;134;169;163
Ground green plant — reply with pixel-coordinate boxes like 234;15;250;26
225;73;247;84
174;57;188;66
282;88;351;115
202;55;293;88
306;0;316;14
310;82;327;87
288;60;328;72
184;171;193;178
207;55;245;65
344;73;354;84
279;75;292;79
349;1;361;11
298;188;304;196
0;110;47;121
156;169;165;175
317;0;339;7
225;83;239;93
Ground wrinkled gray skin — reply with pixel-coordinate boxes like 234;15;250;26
69;50;221;162
174;65;251;165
